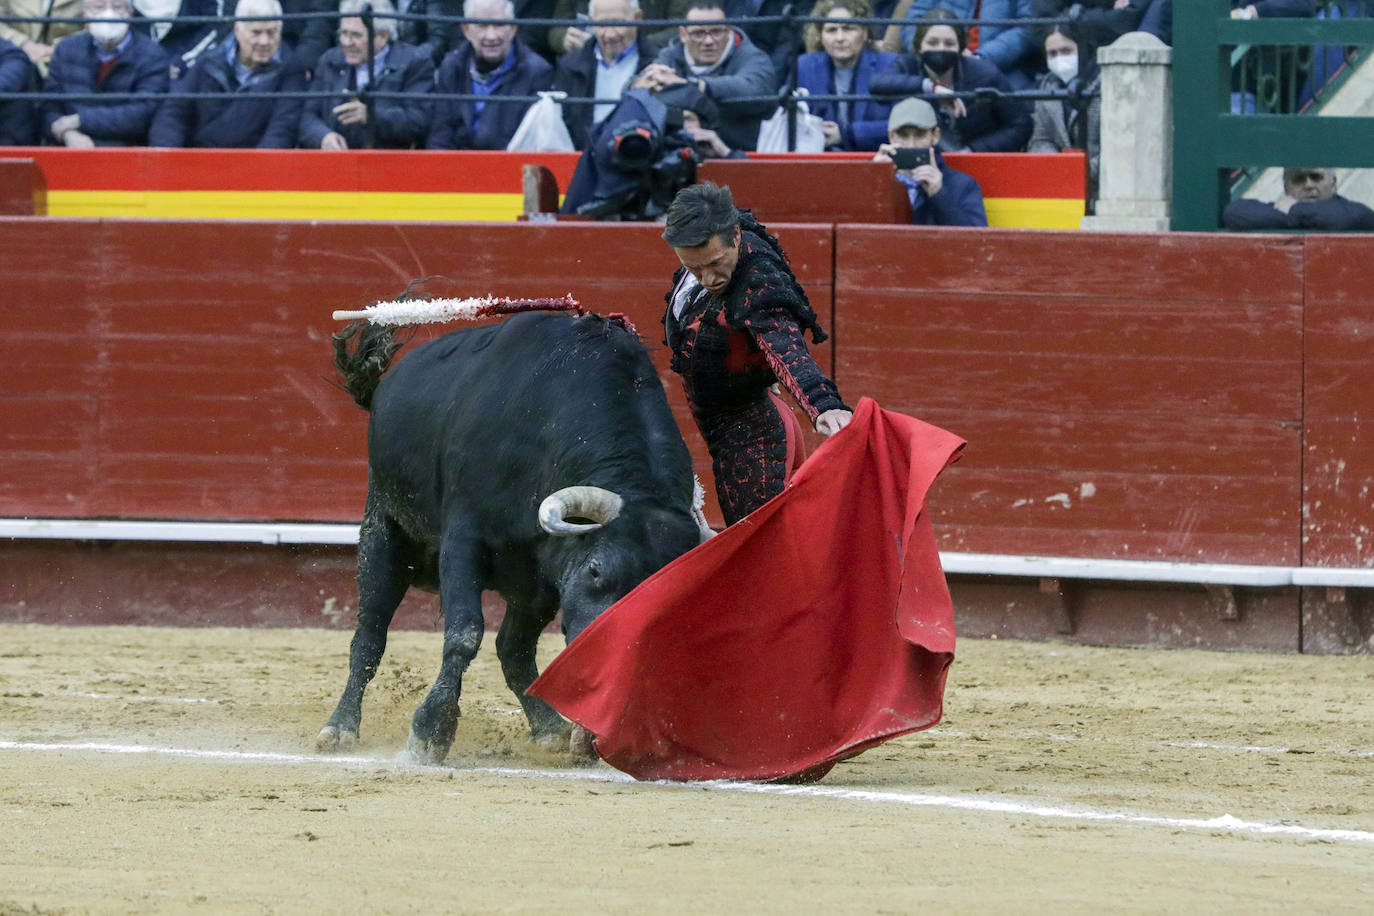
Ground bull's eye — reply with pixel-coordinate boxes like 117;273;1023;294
588;564;601;580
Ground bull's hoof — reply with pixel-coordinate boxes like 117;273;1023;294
569;725;597;760
316;724;358;753
406;727;452;765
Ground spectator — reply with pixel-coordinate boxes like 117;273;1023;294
0;35;39;143
389;0;461;66
1027;24;1098;192
630;0;775;152
130;0;222;78
551;0;659;149
428;0;553;149
1138;0;1317;45
280;0;336;73
1030;1;1147;50
547;0;686;58
887;0;1035;89
681;105;744;157
873;95;987;226
0;0;86;70
871;8;1031;153
43;0;170;146
1222;167;1374;231
513;0;556;60
149;0;304;147
794;0;896;151
301;0;434;148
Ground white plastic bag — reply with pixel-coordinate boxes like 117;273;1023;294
755;91;827;153
506;91;575;153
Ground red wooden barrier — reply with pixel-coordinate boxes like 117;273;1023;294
0;218;833;529
833;227;1306;565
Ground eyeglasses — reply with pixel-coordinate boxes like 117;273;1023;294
1287;170;1328;184
684;26;729;41
85;1;130;12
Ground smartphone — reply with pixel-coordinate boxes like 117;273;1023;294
892;147;931;170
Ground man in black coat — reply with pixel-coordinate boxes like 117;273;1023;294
550;0;658;150
1223;167;1374;232
43;0;170;146
300;0;435;149
427;0;553;150
0;36;39;144
149;0;306;148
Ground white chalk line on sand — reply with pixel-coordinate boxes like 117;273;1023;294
16;692;1374;760
924;727;1374;760
1;738;1370;846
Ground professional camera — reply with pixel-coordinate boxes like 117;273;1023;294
560;89;699;221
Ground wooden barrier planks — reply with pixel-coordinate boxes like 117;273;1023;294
834;227;1307;564
0;218;834;529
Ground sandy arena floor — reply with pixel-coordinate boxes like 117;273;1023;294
1;623;1372;914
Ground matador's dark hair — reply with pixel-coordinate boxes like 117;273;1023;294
661;182;740;248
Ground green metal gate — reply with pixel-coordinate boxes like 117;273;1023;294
1171;0;1374;230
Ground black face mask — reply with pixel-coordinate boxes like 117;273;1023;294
922;49;959;75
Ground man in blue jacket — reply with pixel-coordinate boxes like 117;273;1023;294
873;96;987;226
427;0;553;150
301;0;434;149
44;0;169;146
0;36;39;144
149;0;306;148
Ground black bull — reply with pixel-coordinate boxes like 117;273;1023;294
320;311;707;763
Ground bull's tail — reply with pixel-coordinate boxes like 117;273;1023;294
332;320;403;410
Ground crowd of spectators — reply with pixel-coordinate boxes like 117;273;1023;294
0;0;1140;152
0;0;1364;227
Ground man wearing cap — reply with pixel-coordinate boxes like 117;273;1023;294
873;96;987;227
1222;167;1374;232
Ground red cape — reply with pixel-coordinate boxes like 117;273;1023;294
528;398;965;782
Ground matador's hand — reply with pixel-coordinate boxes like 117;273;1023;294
815;409;853;437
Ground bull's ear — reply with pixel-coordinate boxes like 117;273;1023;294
538;486;623;536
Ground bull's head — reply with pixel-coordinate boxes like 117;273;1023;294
536;485;701;643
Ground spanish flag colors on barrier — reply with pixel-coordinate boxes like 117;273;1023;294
10;148;1086;229
529;398;966;783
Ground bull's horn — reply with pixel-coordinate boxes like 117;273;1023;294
538;486;624;536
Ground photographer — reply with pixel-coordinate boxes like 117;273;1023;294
873;96;986;226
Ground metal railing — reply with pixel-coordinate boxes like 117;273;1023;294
1;8;1095;153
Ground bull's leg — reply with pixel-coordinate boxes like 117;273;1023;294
494;600;566;747
407;529;485;765
317;514;412;752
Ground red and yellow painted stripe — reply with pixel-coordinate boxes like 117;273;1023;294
11;146;1084;228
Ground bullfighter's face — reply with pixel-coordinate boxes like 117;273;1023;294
672;226;741;297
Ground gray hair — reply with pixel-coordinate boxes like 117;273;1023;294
588;0;641;15
234;0;283;19
340;0;398;37
662;182;739;248
463;0;516;17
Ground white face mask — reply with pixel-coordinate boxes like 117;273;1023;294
88;18;130;45
1047;53;1078;85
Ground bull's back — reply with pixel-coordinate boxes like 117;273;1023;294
363;312;672;525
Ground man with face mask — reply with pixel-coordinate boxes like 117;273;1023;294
43;0;169;146
149;0;307;147
1222;168;1374;232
